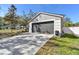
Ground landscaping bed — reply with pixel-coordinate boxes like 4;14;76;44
36;34;79;55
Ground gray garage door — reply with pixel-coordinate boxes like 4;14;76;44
32;21;54;34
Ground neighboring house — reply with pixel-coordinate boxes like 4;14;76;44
29;12;64;36
63;27;79;37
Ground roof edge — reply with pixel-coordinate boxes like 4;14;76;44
29;12;65;23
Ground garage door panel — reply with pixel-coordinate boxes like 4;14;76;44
32;21;54;34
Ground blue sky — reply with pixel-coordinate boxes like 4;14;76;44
0;4;79;23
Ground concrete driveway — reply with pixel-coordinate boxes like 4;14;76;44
0;33;53;55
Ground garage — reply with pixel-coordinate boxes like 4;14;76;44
32;21;54;34
29;12;64;36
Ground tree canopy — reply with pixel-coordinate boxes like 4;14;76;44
64;17;73;27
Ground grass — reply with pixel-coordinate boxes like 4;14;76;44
0;29;26;39
0;29;25;33
36;34;79;55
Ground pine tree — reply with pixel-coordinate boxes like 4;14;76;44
4;4;17;29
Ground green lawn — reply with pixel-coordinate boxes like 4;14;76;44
36;34;79;55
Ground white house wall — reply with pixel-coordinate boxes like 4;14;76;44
29;22;32;33
54;18;62;35
33;14;61;22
